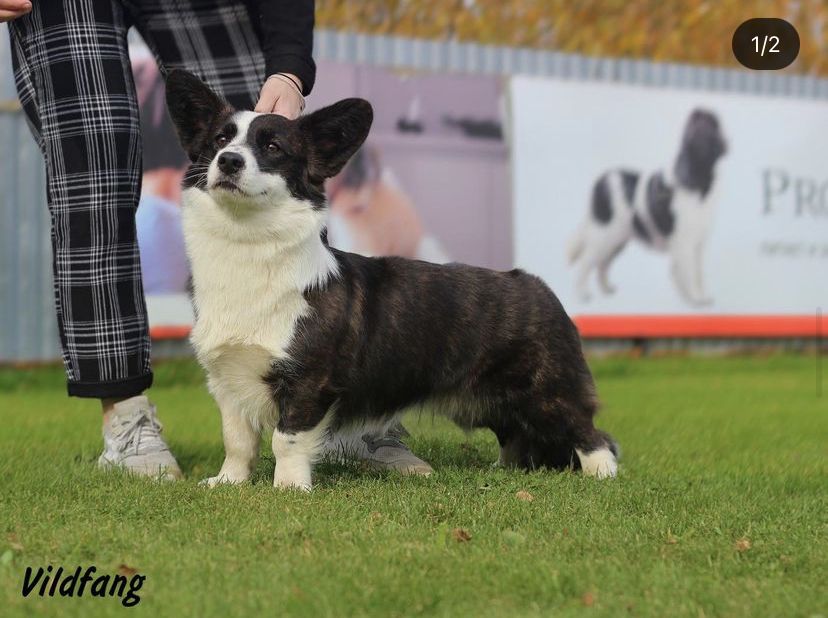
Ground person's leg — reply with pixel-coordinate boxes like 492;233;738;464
130;0;432;476
125;0;265;110
8;0;179;477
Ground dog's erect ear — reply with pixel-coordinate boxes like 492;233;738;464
165;69;232;162
300;98;373;181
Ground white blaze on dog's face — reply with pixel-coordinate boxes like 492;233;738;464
164;70;373;242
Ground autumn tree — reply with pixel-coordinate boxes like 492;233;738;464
317;0;828;76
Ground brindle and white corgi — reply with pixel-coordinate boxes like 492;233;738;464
165;70;618;490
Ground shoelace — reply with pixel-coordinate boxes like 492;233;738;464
109;407;167;456
361;432;407;454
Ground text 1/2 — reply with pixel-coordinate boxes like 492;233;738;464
751;35;780;56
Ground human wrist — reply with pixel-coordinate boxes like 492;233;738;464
273;72;303;94
264;73;306;113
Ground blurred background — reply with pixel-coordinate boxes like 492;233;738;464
1;0;826;365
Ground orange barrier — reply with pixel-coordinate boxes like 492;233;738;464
150;314;824;341
150;326;192;340
573;315;824;338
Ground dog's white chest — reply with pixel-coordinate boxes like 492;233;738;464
178;188;339;420
180;193;311;366
188;241;307;361
671;189;714;245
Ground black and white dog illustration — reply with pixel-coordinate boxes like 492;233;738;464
568;110;727;306
165;70;618;491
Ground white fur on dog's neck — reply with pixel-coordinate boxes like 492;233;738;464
181;185;338;366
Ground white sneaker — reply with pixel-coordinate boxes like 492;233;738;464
97;396;182;480
327;423;433;476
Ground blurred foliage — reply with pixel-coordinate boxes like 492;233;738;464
317;0;828;75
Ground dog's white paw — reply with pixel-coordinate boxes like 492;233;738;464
575;447;618;479
273;477;312;492
200;473;248;487
273;456;313;491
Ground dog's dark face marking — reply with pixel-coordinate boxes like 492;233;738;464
164;69;373;208
684;109;727;161
675;109;727;198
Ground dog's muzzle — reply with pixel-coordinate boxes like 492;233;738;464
217;151;245;176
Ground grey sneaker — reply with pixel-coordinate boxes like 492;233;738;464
97;396;182;480
329;423;433;476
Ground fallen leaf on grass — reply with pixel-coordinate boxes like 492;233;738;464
734;538;752;552
502;530;526;546
451;528;472;543
582;592;595;607
7;534;23;552
117;564;138;577
515;490;534;502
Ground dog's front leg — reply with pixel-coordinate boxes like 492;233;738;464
203;385;261;487
272;397;331;492
670;242;702;306
692;241;713;305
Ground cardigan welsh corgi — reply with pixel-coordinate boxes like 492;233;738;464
165;70;618;490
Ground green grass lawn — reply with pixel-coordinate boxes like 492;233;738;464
0;355;825;617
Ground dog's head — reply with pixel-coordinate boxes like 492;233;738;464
164;70;373;229
681;109;727;165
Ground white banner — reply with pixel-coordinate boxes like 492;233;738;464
511;76;828;318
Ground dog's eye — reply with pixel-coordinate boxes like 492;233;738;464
267;142;280;153
215;135;228;148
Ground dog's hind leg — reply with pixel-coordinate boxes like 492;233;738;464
575;429;619;479
596;239;627;296
581;209;634;299
574;247;602;302
494;380;618;477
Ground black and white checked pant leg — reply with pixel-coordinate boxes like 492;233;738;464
8;0;265;398
126;0;265;110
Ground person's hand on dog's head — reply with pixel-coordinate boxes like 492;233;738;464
0;0;31;22
255;73;305;119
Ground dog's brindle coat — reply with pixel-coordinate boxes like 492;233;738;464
165;70;617;490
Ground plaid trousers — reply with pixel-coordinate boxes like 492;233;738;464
8;0;266;398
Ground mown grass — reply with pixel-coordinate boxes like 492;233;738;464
0;355;825;617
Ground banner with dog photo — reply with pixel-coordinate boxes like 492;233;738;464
510;76;828;335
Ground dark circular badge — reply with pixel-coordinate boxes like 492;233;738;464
733;18;799;70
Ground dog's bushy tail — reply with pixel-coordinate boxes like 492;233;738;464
567;222;587;265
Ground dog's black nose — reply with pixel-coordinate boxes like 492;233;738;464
217;151;245;175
